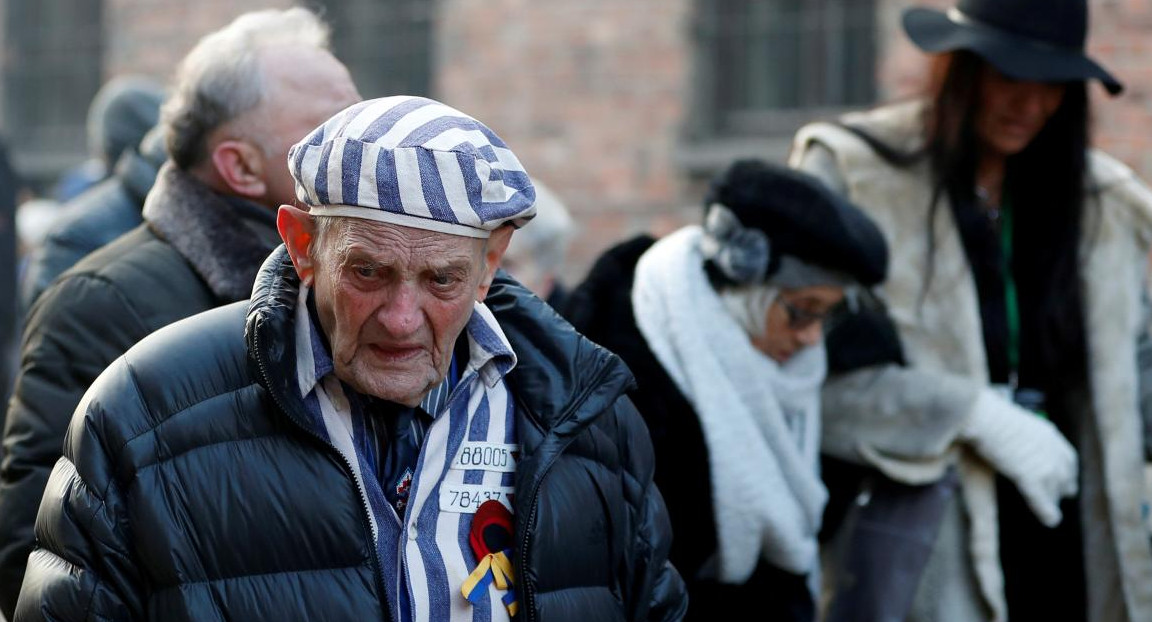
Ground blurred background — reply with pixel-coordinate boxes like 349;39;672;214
1;0;1151;279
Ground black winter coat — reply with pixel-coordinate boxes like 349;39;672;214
14;247;688;622
563;236;814;622
0;139;20;415
0;164;280;619
19;135;166;310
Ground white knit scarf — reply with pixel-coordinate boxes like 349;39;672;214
632;226;829;582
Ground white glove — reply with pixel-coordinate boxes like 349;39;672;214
960;388;1079;527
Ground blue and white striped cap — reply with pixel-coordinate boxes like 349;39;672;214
288;96;536;238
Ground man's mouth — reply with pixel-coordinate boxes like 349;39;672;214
367;344;423;362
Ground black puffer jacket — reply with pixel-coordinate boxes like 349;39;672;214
15;247;688;621
0;164;280;619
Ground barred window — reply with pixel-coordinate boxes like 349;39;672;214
310;0;435;99
3;0;104;184
694;0;877;138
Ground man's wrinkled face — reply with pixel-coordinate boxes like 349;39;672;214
309;220;493;406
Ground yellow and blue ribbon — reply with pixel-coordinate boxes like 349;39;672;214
461;548;519;617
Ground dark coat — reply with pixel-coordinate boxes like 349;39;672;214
19;137;166;310
0;139;19;414
563;236;814;622
0;164;279;619
13;246;688;622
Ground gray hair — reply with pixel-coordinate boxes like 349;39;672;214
310;214;348;264
161;8;330;169
503;180;574;275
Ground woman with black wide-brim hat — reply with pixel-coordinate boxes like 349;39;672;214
790;1;1152;621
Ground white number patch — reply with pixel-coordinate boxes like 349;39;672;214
439;483;515;514
451;442;518;473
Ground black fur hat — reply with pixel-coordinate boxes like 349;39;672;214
702;159;888;288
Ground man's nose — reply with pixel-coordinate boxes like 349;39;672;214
377;283;423;337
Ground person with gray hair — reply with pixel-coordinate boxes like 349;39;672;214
499;179;574;307
0;9;359;618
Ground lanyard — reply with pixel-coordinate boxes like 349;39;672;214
997;195;1049;419
1000;196;1020;387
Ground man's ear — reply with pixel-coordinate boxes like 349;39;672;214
476;225;515;301
278;205;317;286
210;139;268;199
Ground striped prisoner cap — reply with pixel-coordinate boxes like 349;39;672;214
288;96;536;239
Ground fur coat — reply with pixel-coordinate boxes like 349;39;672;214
790;101;1152;622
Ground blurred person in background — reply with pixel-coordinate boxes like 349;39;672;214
15;94;686;622
790;0;1152;620
51;76;164;203
566;160;888;621
20;124;167;310
0;8;360;617
499;178;574;308
13;200;61;256
0;138;22;454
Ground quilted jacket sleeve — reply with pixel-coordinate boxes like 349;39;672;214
14;357;145;621
615;395;688;621
0;274;150;619
19;234;90;313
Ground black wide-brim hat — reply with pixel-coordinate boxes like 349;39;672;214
903;0;1123;95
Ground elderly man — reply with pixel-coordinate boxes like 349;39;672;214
15;96;687;621
0;9;360;617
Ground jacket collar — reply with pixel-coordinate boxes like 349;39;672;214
246;246;634;437
143;163;280;301
484;270;635;434
114;143;166;205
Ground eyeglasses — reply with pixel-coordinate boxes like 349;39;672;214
777;297;840;331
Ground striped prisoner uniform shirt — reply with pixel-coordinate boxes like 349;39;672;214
294;284;520;622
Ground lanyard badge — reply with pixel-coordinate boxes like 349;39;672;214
461;500;519;617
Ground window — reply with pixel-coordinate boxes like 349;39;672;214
3;0;104;185
692;0;877;139
309;0;435;99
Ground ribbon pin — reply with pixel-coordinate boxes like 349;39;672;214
461;500;519;617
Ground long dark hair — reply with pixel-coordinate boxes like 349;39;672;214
861;50;1092;380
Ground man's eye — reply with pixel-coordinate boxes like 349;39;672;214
355;266;377;279
432;274;455;286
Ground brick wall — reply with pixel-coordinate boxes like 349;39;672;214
436;0;695;281
103;0;294;81
1083;0;1152;175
